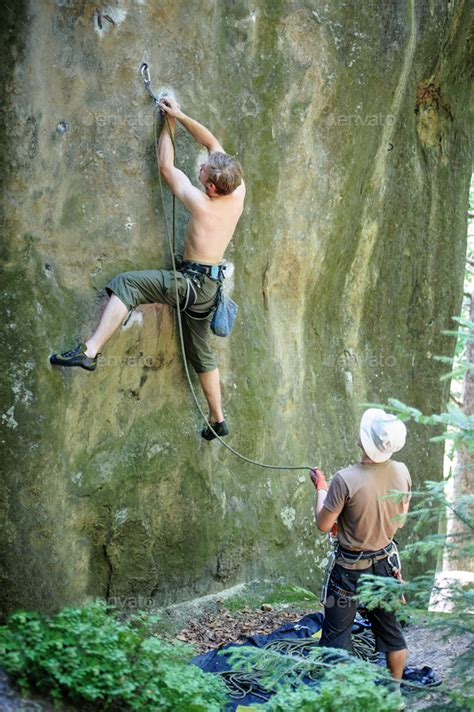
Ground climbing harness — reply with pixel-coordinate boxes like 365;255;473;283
336;540;406;604
179;260;226;281
387;540;406;604
179;277;197;313
140;62;315;472
178;261;224;321
387;540;403;577
320;548;337;605
320;537;405;606
336;541;396;565
177;262;237;334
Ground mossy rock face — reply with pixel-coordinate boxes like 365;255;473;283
223;582;319;613
0;1;472;616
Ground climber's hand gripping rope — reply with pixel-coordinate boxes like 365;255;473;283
158;96;182;118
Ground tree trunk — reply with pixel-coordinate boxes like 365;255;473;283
444;289;474;572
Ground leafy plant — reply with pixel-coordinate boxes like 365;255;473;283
267;665;401;712
0;599;226;710
356;323;474;709
224;645;402;712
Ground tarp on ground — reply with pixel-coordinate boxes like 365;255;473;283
191;612;441;710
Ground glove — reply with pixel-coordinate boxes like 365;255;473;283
309;467;328;492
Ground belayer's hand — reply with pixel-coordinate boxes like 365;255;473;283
159;96;182;118
309;467;328;492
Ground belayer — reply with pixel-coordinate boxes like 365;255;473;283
311;409;411;688
51;97;245;439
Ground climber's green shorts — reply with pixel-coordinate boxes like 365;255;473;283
105;269;219;373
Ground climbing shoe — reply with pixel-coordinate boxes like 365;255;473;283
50;343;98;372
201;420;229;441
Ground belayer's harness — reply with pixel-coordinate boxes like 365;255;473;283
320;539;404;605
337;541;396;564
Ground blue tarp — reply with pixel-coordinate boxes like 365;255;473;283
191;612;441;710
191;613;324;709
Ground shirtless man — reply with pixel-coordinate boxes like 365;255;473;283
50;97;245;439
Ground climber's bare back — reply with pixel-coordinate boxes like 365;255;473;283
183;181;246;264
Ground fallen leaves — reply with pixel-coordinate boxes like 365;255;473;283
175;605;315;654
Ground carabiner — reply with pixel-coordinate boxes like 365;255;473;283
140;62;160;105
140;62;151;85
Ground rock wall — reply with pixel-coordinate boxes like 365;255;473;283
1;0;472;616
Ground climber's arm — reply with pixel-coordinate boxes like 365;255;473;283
159;97;224;153
157;113;205;212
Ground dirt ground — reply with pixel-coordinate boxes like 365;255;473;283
403;619;472;710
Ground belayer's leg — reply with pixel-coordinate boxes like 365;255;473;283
369;558;408;681
85;294;128;357
386;648;407;680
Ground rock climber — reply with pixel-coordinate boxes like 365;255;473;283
50;97;245;439
310;408;411;684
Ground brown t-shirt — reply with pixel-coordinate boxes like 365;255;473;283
323;460;411;552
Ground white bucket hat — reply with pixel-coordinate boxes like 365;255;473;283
360;408;407;463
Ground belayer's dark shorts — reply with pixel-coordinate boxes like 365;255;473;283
105;269;219;374
320;558;407;653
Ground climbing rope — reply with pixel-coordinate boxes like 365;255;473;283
142;63;315;471
214;631;379;700
216;670;272;701
263;630;378;665
351;629;379;664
